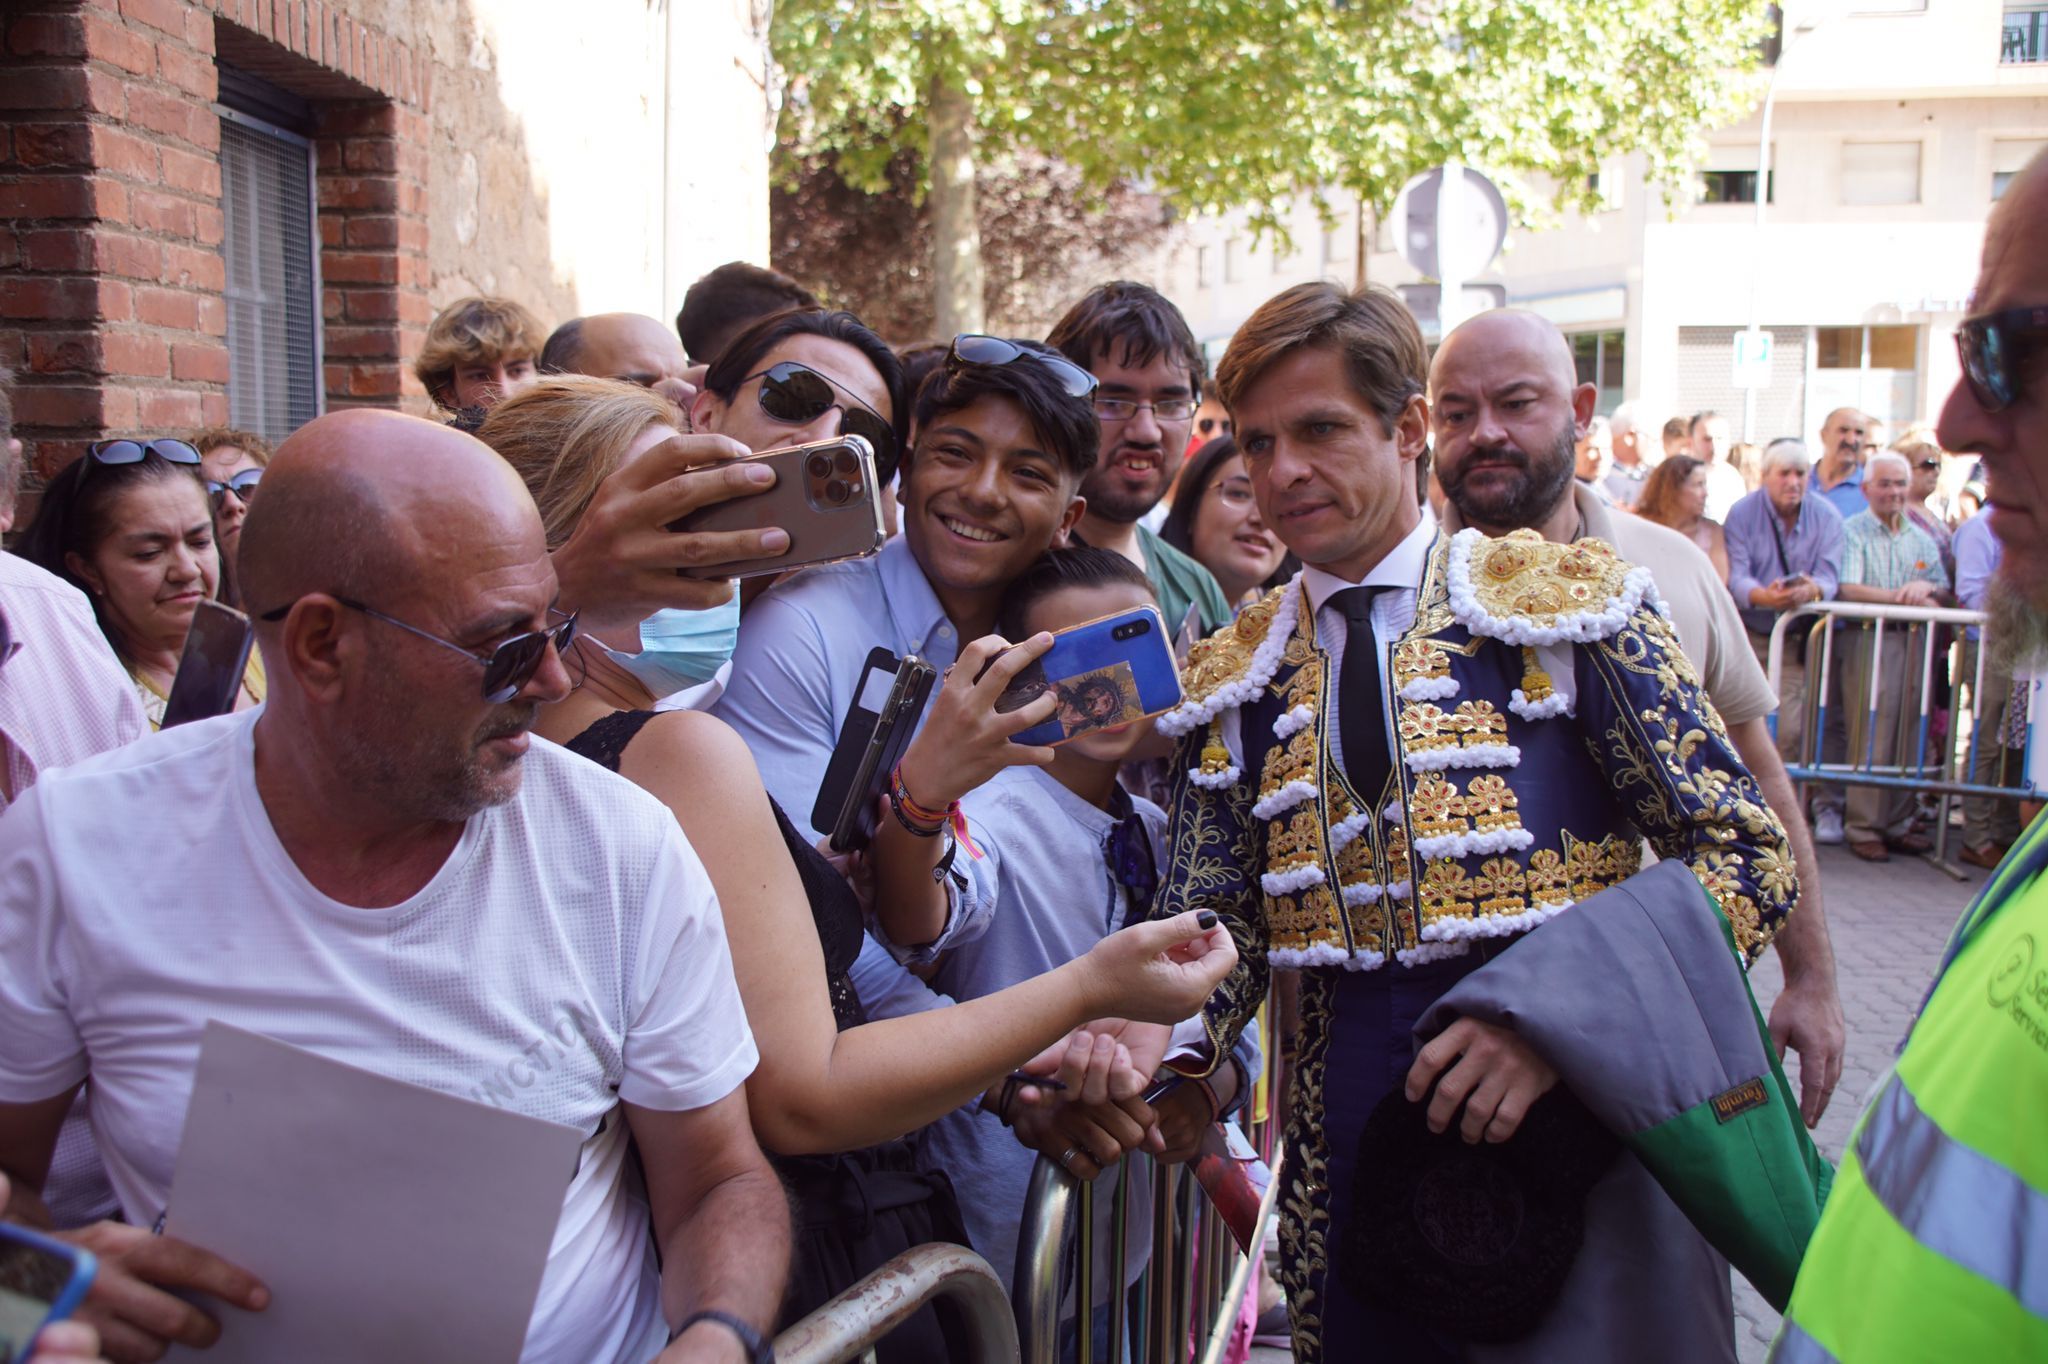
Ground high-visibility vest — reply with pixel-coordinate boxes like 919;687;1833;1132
1772;820;2048;1362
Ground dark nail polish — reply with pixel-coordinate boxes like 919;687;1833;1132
1197;910;1219;930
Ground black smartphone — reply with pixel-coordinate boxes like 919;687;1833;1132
161;599;254;729
811;649;938;853
671;435;886;580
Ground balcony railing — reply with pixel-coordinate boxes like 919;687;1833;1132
2005;5;2048;63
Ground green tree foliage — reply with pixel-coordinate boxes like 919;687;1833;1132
772;0;1767;325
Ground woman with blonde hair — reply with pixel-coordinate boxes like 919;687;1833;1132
414;295;548;420
476;376;1234;1356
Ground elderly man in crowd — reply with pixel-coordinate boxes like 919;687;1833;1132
1835;449;1953;862
1723;439;1846;774
1430;310;1843;1128
1604;401;1653;506
1812;407;1872;519
0;410;789;1364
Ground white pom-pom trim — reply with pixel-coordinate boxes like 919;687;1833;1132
1404;742;1521;773
1411;827;1537;860
1419;898;1574;942
1340;880;1384;906
1397;940;1472;966
1189;764;1241;790
1270;944;1391;972
1398;676;1460;702
1508;689;1572;721
1252;779;1317;821
1382;800;1406;825
1158;575;1304;737
1261;863;1327;896
1386;879;1413;901
1273;704;1315;741
1329;809;1371;853
1444;528;1660;647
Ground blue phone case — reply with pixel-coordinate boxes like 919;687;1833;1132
1006;605;1184;747
0;1221;97;1349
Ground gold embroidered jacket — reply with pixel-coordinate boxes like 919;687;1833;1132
1155;528;1799;1067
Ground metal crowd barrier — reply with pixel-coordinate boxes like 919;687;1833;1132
773;1241;1020;1364
1012;999;1290;1364
1763;600;2039;875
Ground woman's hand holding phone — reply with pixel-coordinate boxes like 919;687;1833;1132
548;431;787;642
893;633;1060;810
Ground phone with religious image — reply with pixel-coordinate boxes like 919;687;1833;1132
161;599;254;729
0;1222;96;1362
671;435;885;580
992;605;1183;748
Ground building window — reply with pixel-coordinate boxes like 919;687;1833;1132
219;101;322;442
1195;245;1212;289
1224;237;1246;284
1994;139;2048;198
1698;150;1774;205
2003;4;2048;63
1814;324;1920;429
1569;331;1626;415
1841;142;1922;206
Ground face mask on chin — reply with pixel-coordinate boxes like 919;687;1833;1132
599;596;741;700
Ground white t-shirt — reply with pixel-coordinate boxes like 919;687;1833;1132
0;710;758;1364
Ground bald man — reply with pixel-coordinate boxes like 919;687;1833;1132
0;411;789;1364
543;312;700;408
1429;310;1844;1126
1812;406;1871;518
1771;149;2048;1363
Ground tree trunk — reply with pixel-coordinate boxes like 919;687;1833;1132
927;74;985;337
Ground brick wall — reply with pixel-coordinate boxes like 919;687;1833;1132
0;0;429;481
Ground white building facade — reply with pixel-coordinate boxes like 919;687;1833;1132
1157;0;2048;446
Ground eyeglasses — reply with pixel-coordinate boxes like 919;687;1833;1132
257;596;576;703
1209;478;1256;508
206;469;264;504
1093;396;1198;423
1914;459;1941;471
79;439;200;488
746;362;898;470
946;334;1099;401
1196;417;1232;438
1957;306;2048;414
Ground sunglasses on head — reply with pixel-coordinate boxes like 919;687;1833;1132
257;596;576;704
746;362;898;469
1957;306;2048;414
946;334;1100;401
206;469;263;504
79;439;200;488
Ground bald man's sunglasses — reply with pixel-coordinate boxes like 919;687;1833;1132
1957;306;2048;413
257;597;576;703
746;362;898;470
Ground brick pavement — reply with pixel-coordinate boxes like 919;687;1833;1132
1245;840;1983;1364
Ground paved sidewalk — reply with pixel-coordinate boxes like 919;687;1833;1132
1247;840;1983;1364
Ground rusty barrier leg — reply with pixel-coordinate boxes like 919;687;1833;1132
774;1241;1021;1364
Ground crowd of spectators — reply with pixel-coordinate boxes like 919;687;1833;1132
0;242;2012;1364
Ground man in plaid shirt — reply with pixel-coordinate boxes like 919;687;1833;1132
1836;449;1953;860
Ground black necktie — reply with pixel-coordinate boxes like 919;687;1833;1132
1333;587;1392;798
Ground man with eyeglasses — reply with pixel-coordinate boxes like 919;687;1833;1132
1773;148;2048;1364
0;409;790;1364
1048;282;1235;639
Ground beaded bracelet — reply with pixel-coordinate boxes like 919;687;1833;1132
889;763;986;862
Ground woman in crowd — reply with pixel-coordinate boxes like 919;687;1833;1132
1897;433;1957;576
1636;453;1730;584
414;295;547;425
477;375;1234;1357
1158;435;1293;614
19;440;264;728
189;426;270;605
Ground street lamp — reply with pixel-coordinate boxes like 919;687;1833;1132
1742;8;1826;444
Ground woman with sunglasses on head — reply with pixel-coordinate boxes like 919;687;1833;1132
478;376;1237;1361
18;439;264;729
1157;435;1295;615
188;426;270;606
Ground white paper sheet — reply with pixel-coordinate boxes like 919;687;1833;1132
164;1022;583;1364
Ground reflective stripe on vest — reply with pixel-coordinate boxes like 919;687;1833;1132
1767;1318;1840;1364
1855;1075;2048;1319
